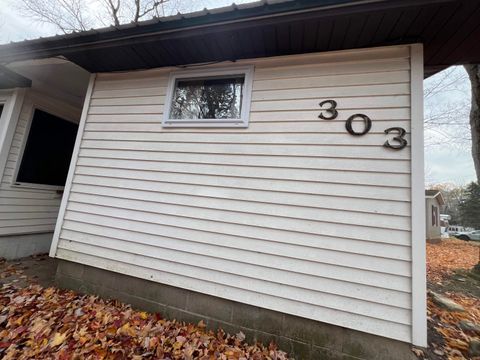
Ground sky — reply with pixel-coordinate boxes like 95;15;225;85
0;0;476;186
424;67;475;185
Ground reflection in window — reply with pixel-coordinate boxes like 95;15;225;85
169;76;245;120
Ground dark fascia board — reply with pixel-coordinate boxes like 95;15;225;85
0;0;455;64
0;65;32;89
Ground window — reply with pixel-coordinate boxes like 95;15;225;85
15;109;78;188
432;205;439;226
163;66;254;127
0;104;4;117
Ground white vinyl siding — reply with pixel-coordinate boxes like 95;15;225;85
53;46;417;343
0;91;81;236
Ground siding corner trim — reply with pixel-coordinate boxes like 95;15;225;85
50;73;96;257
409;43;427;347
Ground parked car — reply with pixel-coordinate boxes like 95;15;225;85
456;230;480;241
448;226;469;237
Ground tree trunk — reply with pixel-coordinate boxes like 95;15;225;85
464;65;480;183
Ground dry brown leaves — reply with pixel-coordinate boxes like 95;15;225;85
0;283;289;360
427;239;479;283
423;239;480;360
427;293;480;360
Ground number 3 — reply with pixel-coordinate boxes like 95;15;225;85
318;100;338;120
384;127;408;150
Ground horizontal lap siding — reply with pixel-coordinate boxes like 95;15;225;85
0;93;80;236
56;46;413;342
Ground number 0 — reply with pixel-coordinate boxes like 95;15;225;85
345;114;372;136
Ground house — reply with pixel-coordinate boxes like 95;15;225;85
425;190;445;243
0;62;88;258
1;0;480;358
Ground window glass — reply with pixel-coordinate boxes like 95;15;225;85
0;105;4;117
16;109;78;187
170;76;245;120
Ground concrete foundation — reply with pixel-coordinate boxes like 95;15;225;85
0;232;53;260
55;260;416;360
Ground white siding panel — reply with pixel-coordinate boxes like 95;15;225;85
253;59;410;80
56;248;412;342
90;96;165;106
74;165;411;201
78;148;410;173
54;46;415;343
0;91;81;236
88;104;164;115
61;214;411;292
76;157;411;188
87;108;411;123
66;198;410;246
58;232;411;325
84;120;412;134
91;86;167;99
72;175;411;216
0;212;58;220
80;140;412;160
251;96;409;112
90;84;410;105
81;131;411;147
59;227;411;308
68;184;411;231
252;70;410;91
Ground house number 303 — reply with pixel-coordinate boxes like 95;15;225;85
318;99;407;150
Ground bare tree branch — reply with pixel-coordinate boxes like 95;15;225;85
424;66;471;151
102;0;121;26
17;0;93;33
16;0;179;34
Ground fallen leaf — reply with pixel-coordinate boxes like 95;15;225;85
50;332;66;348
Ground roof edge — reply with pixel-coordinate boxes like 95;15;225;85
0;0;452;64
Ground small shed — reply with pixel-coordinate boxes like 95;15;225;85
425;190;445;243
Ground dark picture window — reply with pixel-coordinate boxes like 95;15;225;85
16;109;78;187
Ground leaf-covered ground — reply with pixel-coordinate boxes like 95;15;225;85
424;292;480;359
427;239;479;283
1;239;479;359
0;259;289;360
417;239;480;360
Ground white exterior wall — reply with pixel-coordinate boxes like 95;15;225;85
51;45;425;344
0;90;81;236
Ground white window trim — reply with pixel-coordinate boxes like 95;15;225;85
12;104;78;191
162;65;254;128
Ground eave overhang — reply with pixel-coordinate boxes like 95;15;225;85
0;0;479;77
0;65;32;89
